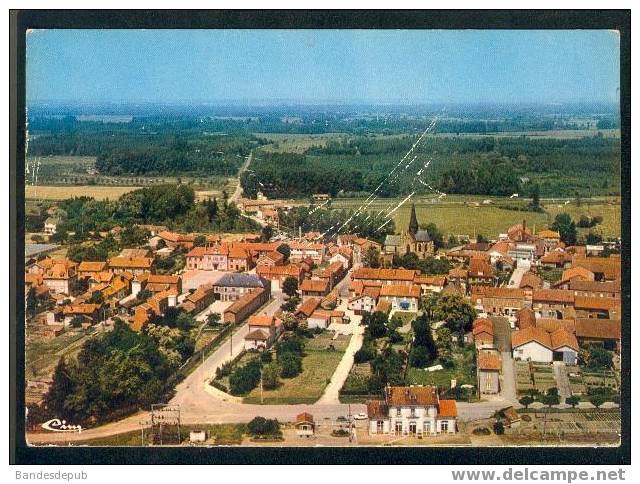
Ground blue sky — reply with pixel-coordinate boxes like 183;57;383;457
26;29;620;104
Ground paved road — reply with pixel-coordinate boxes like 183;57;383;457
26;268;518;444
229;152;252;203
500;351;518;404
507;264;529;288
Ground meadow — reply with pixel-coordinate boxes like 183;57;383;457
330;195;621;238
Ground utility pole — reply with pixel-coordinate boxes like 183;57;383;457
260;367;264;404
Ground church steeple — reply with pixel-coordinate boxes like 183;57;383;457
408;203;419;235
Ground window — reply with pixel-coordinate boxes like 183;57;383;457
410;408;416;418
376;420;384;433
424;422;431;433
441;421;449;433
395;421;403;433
396;407;401;416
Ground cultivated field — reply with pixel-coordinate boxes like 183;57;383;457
25;185;143;201
25;184;234;202
330;195;621;238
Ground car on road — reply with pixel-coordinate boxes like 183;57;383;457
353;412;368;420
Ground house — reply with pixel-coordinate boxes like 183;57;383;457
511;326;578;364
552;266;595;289
515;307;536;329
44;217;59;235
143;274;182;294
366;386;457;436
507;243;537;263
185;245;227;271
351;238;383;266
329;249;352;270
378;284;420;311
158;230;195;249
256;264;304;290
295;413;315;437
348;293;377;315
223;288;269;325
77;261;108;278
540;250;572;268
477;349;501;394
572;256;621;281
307;309;345;329
413;275;446;296
62;303;100;326
472;318;494;349
288;241;326;264
108;256;155;275
119;248;153;259
467;257;497;286
574;296;620;319
295;297;321;320
351;268;417;286
42;259;78;295
569;279;620;298
320;261;347;289
244;314;283;349
519;272;543;294
471;286;527;317
214;273;269;302
256;251;285;267
179;284;217;314
531;289;575;319
575;318;621;352
300;278;330;299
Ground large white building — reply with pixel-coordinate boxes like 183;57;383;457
511;326;579;364
367;386;457;436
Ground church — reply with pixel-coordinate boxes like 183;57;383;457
383;203;435;260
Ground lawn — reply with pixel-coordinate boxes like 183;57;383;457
68;423;246;446
405;345;477;392
244;348;344;405
330;196;621;238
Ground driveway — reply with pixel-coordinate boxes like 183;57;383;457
491;316;512;353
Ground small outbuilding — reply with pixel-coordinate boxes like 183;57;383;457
295;412;315;437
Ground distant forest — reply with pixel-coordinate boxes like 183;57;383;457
242;134;620;199
27;110;621;198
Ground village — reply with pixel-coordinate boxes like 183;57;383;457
24;190;622;447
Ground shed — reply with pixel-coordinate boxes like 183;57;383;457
295;412;315;437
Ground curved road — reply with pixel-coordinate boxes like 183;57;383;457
27;274;516;445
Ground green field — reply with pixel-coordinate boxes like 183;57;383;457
330;195;621;238
243;348;344;405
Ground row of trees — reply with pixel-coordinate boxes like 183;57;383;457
46;185;258;243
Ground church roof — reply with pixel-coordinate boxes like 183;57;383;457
384;235;402;247
414;230;432;242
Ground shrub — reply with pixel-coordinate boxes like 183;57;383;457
493;421;505;435
278;352;302;378
229;359;262;395
247;416;281;436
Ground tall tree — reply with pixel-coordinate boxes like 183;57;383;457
551;213;577;245
282;276;299;298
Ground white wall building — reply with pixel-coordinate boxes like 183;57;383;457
367;386;457;437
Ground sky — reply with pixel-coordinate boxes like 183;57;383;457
26;29;620;105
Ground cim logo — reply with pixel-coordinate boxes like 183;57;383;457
41;418;82;433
